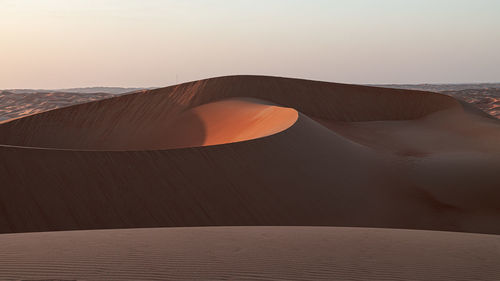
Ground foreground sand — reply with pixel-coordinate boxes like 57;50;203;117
0;226;499;281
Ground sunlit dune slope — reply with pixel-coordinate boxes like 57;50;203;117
132;97;297;149
1;226;499;281
178;98;298;147
1;75;500;235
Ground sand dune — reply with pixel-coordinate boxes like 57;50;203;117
0;75;500;235
0;75;456;150
176;98;298;147
0;226;499;281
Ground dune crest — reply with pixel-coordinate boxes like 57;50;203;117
0;75;457;150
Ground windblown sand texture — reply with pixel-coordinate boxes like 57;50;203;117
1;226;499;281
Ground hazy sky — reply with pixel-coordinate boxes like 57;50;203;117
1;0;499;88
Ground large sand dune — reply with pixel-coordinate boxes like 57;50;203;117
0;226;499;281
0;75;500;235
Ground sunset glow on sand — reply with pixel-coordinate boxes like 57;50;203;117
1;1;500;280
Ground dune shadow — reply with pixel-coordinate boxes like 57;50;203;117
0;94;207;151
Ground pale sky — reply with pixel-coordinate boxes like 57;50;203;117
1;0;499;89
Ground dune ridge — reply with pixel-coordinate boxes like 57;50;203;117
0;75;457;150
0;76;500;235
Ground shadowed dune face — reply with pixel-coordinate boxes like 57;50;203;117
0;97;297;150
0;93;208;150
1;76;500;235
314;106;500;156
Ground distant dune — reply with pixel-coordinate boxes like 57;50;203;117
5;86;149;95
0;87;150;123
1;226;499;281
0;90;116;123
441;88;500;118
2;83;499;123
1;75;500;236
380;83;500;119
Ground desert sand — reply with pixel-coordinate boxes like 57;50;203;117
1;75;500;279
1;226;499;281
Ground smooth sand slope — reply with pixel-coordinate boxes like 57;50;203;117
1;226;499;281
1;76;500;235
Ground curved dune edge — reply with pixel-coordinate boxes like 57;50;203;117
159;97;299;149
0;226;499;281
0;97;299;151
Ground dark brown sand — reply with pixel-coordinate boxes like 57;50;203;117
0;226;499;281
0;76;500;235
